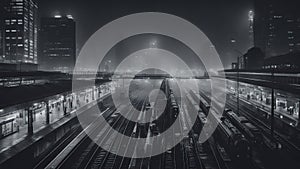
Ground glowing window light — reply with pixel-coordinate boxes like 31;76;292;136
67;15;73;19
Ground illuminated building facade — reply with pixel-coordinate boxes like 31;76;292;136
1;0;38;68
254;0;300;57
248;10;254;46
39;15;76;72
0;1;6;61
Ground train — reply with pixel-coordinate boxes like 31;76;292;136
155;79;180;131
199;95;210;114
168;91;179;119
192;91;252;161
223;109;263;144
215;116;252;160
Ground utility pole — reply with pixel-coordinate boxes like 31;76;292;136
298;101;300;121
237;56;240;115
230;40;244;116
270;70;275;137
27;107;33;136
45;101;50;125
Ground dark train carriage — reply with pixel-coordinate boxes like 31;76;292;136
215;117;252;161
224;110;263;144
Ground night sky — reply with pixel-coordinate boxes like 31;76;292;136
37;0;253;69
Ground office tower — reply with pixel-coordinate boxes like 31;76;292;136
39;15;76;72
2;0;38;69
253;0;300;57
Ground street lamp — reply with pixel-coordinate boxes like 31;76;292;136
231;39;244;115
235;51;244;116
54;15;62;18
150;40;157;48
270;67;275;137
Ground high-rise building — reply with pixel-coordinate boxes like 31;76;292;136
1;0;38;69
286;15;300;53
248;10;254;47
253;0;300;57
39;15;76;72
0;1;6;61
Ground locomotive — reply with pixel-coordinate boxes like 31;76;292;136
215;117;252;160
168;91;179;119
224;109;263;144
194;91;252;161
157;79;180;131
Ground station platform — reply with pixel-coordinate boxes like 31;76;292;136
0;92;110;165
0;103;67;153
237;93;299;127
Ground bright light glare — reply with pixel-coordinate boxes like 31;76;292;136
54;15;62;18
150;40;157;47
67;15;73;19
248;10;254;22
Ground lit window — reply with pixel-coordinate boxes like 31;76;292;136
12;6;23;9
5;20;10;25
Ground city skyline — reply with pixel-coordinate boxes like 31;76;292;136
2;0;300;71
38;0;253;69
39;15;76;72
1;1;300;169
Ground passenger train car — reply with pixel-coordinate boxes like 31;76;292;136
224;109;263;144
216;117;252;160
191;91;253;161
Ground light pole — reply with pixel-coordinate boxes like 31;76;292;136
150;39;157;48
270;68;275;137
233;49;244;116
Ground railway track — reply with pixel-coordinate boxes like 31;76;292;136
179;103;201;169
189;90;263;169
45;79;245;169
197;89;299;169
156;85;225;169
64;104;138;169
54;107;120;169
227;94;300;153
184;93;228;169
160;107;177;169
50;92;149;169
33;124;83;169
201;88;300;155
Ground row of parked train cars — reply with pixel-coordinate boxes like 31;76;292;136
151;79;180;133
192;91;263;163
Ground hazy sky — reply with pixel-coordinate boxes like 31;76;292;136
38;0;253;69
